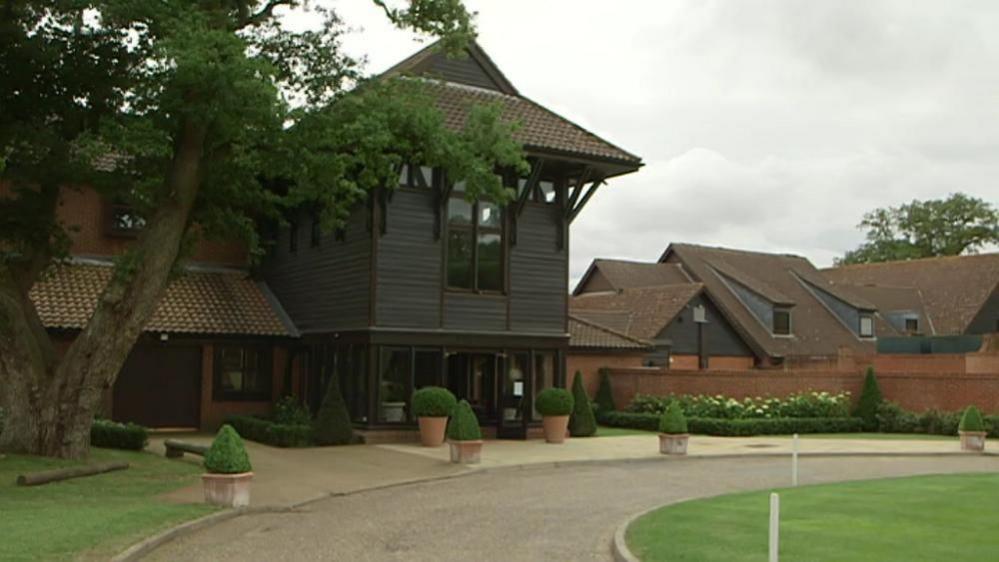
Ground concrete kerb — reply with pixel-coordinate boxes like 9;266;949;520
112;449;995;561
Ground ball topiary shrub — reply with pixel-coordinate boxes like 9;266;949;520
204;424;253;474
595;368;616;414
853;367;883;431
959;405;985;432
412;386;457;418
535;388;574;417
569;372;597;437
314;373;355;446
659;401;688;434
447;400;482;441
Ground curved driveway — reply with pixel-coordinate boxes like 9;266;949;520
146;455;998;562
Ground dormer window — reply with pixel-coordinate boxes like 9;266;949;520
905;318;919;333
859;314;875;338
773;309;791;335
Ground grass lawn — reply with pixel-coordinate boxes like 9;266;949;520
627;473;999;561
0;447;215;562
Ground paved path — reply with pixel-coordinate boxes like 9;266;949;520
144;455;999;562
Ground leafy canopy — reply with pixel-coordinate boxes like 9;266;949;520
838;193;999;265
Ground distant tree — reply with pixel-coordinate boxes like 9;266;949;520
568;372;597;437
837;193;998;265
853;368;883;432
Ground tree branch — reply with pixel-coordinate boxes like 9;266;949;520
237;0;296;29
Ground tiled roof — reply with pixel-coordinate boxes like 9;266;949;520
823;253;999;335
571;283;703;341
569;315;653;350
30;262;295;337
573;259;691;295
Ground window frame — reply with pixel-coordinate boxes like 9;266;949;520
213;345;273;402
858;314;875;338
445;191;506;294
905;317;919;333
772;308;792;336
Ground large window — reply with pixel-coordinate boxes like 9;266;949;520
532;352;556;420
446;187;505;292
214;346;272;401
378;347;412;423
414;349;443;389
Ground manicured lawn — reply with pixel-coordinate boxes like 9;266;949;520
0;447;215;562
627;473;999;561
597;425;656;437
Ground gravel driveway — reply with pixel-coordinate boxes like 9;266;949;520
145;455;999;562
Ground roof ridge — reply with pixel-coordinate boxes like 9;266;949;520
672;242;808;260
568;313;653;347
823;251;999;271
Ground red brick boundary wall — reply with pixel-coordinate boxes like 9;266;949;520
604;353;999;414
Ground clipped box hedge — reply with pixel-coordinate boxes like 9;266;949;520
90;419;149;450
598;411;863;436
225;415;313;448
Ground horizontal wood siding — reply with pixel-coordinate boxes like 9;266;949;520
443;292;507;331
417;55;499;91
262;207;370;333
376;189;442;328
509;204;567;334
658;294;753;356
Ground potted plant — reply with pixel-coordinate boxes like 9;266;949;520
202;424;253;507
447;399;483;464
412;386;457;447
379;381;407;422
959;405;987;452
535;388;574;444
658;401;689;455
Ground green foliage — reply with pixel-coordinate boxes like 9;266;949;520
659;402;688;434
629;391;851;419
959;405;986;432
854;367;883;431
594;369;616;413
837;193;999;265
90;419;149;451
272;396;311;426
313;374;354;446
599;411;864;436
203;424;252;474
412;386;457;418
447;400;481;441
225;415;313;448
569;372;597;437
535;388;574;417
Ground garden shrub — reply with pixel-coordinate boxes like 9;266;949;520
204;424;252;474
569;372;597;437
314;373;354;446
875;402;921;434
659;401;688;434
273;395;311;426
90;418;149;450
225;415;313;448
412;386;457;418
628;390;851;419
595;368;616;413
447;400;482;441
535;388;574;417
599;411;863;436
853;367;883;431
959;405;985;432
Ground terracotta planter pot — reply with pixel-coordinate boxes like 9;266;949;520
542;415;570;444
658;433;689;455
960;430;987;452
448;439;484;464
202;472;253;507
417;416;448;447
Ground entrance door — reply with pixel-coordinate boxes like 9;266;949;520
446;352;497;423
497;352;529;439
113;344;202;428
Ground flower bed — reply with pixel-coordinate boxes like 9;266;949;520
628;391;851;419
599;411;863;436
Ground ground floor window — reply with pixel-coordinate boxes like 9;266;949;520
532;351;556;420
378;347;412;423
214;345;272;401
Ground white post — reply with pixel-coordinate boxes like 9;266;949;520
769;492;780;562
792;433;799;487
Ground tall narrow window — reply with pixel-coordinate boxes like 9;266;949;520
773;309;791;335
446;193;505;292
859;314;874;338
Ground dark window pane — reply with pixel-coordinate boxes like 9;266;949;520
414;350;442;389
448;199;473;226
503;353;528;423
477;232;502;291
773;310;791;335
479;202;501;228
447;229;474;288
378;347;412;423
905;318;919;333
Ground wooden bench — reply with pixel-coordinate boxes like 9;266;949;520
164;439;209;459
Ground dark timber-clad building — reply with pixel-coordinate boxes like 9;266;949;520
263;41;642;438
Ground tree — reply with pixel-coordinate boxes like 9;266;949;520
568;371;596;437
313;373;354;446
837;193;999;265
0;0;526;458
594;368;616;414
853;367;883;432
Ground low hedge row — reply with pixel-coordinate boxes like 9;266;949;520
91;419;149;450
876;402;999;437
225;415;313;448
598;411;864;436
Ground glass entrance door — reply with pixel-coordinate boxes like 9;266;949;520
446;352;496;422
498;352;529;439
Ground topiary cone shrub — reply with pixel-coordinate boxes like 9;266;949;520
413;387;457;447
202;424;254;507
447;400;483;464
959;405;987;452
314;373;355;446
853;367;883;431
658;401;689;455
536;388;573;444
595;368;617;415
569;371;597;437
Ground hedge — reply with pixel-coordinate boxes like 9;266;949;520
412;386;457;418
598;411;864;436
535;388;574;417
225;415;313;448
90;419;149;450
876;402;999;437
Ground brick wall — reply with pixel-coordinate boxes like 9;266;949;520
567;352;647;397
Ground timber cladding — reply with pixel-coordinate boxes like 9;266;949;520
602;363;999;414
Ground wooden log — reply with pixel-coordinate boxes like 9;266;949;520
164;439;209;458
16;461;129;486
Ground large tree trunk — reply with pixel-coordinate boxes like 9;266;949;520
0;121;206;459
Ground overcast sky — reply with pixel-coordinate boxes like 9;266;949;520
289;1;999;285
